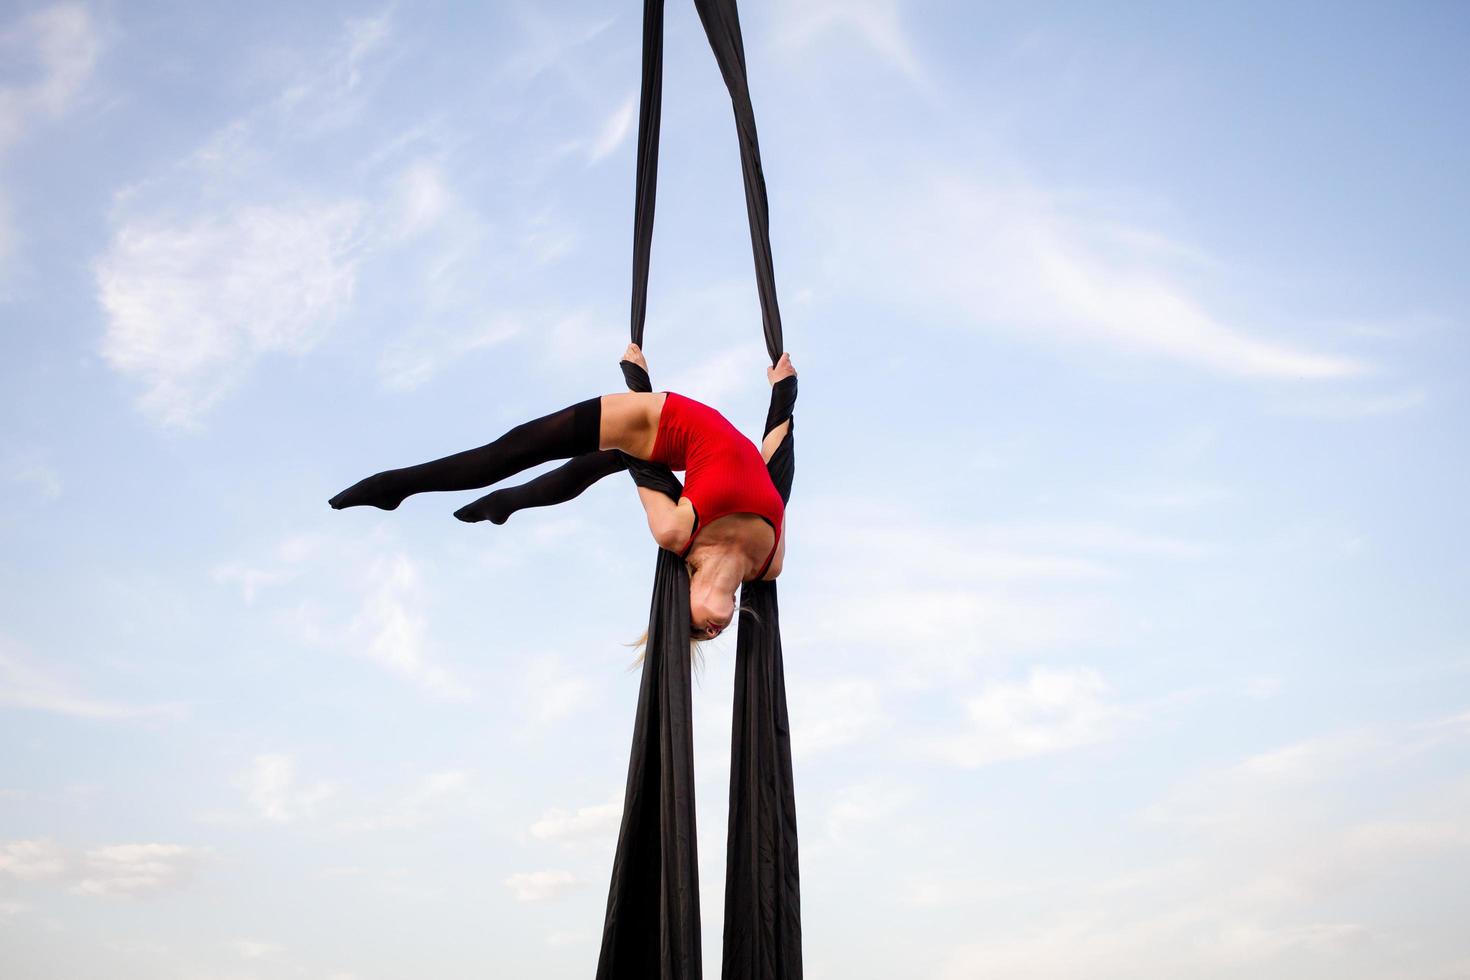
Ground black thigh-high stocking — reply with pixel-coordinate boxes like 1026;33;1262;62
328;397;603;510
452;449;629;524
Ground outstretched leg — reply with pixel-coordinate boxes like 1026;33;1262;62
453;449;629;524
328;393;664;511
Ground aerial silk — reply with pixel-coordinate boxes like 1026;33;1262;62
562;1;804;976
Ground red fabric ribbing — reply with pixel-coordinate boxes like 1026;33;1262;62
648;391;783;575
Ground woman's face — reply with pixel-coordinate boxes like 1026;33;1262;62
688;582;735;639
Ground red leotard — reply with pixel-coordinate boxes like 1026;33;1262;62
648;391;784;579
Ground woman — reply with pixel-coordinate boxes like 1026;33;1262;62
329;344;796;642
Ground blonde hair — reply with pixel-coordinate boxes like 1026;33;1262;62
624;630;709;676
624;601;763;677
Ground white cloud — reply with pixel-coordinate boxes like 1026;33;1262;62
228;939;284;960
663;345;761;412
238;754;337;824
376;315;521;392
274;9;394;133
210;563;297;605
2;838;205;898
0;5;100;143
4;454;62;500
0;638;174;721
218;531;472;700
773;0;927;85
97;200;365;429
388;158;451;240
823;779;914;846
346;553;471;700
1270;385;1428;419
0;838;67;880
921;667;1127;767
495;8;615;87
830;171;1368;381
0;3;101;277
518;653;599;726
529;799;623;843
503;869;584;902
211;532;325;603
90;11;448;425
927;721;1470;978
340;770;469;832
1112;482;1234;511
790;677;887;756
587;94;635;164
73;843;203;898
803;585;1110;683
791;504;1210;686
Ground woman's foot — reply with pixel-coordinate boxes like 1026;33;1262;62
328;472;406;511
452;492;513;525
621;342;648;372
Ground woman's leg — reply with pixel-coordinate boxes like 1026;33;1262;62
597;391;666;458
328;393;664;511
452;449;629;524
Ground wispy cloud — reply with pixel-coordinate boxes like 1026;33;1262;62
339;770;469;832
586;94;635;164
228;939;285;960
919;666;1128;767
376;314;521;392
92;11;405;428
517;653;599;726
790;676;888;756
1;838;207;898
823;778;916;847
220;531;472;700
0;638;176;721
0;3;101;281
772;0;928;87
3;451;62;500
926;719;1470;978
821;168;1370;382
97;201;365;428
494;8;616;87
503;868;585;902
529;798;623;843
73;843;205;898
386;158;453;241
1269;385;1429;419
790;501;1214;686
273;9;394;134
210;532;324;603
663;344;761;412
1111;482;1235;511
237;754;337;824
0;838;67;880
346;553;472;701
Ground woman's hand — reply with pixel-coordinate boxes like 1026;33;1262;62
768;352;796;385
622;342;648;372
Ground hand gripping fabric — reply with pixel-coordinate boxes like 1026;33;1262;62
592;3;804;980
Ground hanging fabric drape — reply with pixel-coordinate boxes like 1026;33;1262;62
592;1;804;978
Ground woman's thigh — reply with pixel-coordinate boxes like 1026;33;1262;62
598;392;667;458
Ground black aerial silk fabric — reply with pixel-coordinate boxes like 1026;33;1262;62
594;2;804;979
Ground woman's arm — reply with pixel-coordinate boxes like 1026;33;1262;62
760;518;786;580
638;486;695;552
761;353;797;464
761;420;791;464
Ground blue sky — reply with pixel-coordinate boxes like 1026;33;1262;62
2;1;1468;977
